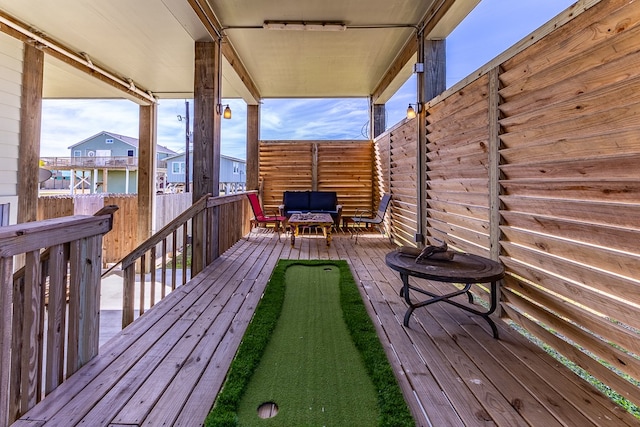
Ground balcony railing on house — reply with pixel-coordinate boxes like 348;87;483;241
40;157;169;170
0;207;117;426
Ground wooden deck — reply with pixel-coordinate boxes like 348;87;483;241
13;230;637;426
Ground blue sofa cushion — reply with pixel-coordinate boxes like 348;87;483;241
309;191;337;212
283;191;310;212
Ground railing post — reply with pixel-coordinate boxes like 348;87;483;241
122;263;136;327
45;243;67;394
20;251;42;411
77;235;102;366
192;210;204;276
0;257;14;427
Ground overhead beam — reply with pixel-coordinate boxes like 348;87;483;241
371;36;417;104
370;0;464;103
0;10;156;105
188;0;261;103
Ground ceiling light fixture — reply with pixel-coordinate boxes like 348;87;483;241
263;21;346;31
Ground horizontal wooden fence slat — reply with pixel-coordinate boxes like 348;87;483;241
501;180;640;203
500;196;640;229
502;239;640;307
499;0;637;87
502;276;640;356
501;210;639;253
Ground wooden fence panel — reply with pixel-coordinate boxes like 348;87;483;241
496;0;640;408
370;0;640;413
103;195;138;264
317;141;373;217
259;140;374;218
424;74;491;256
259;141;313;213
36;196;73;220
387;120;418;247
156;193;192;230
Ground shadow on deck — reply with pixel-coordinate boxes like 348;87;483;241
13;230;636;426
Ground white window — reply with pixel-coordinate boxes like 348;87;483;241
233;162;240;174
73;150;82;157
127;150;135;157
172;162;185;174
105;138;114;144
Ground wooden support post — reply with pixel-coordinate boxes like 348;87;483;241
417;37;446;246
192;40;222;273
18;43;44;224
70;169;75;195
424;39;446;100
102;168;108;193
372;102;386;138
93;169;98;193
488;68;504;317
138;104;157;244
193;41;221;201
246;104;260;191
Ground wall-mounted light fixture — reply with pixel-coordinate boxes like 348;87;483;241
217;104;232;119
263;20;346;31
406;103;422;119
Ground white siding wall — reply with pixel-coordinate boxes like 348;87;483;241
0;32;22;225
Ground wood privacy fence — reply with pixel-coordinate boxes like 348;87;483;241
38;193;192;264
259;140;374;218
0;209;116;426
374;0;640;409
374;122;418;247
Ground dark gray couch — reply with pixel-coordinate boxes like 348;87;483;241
280;191;342;223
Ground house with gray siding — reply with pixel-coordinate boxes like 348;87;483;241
165;151;246;193
41;131;176;194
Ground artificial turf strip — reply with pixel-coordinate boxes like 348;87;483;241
205;260;414;427
237;263;379;425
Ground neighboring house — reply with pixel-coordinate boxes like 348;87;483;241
165;151;246;193
41;131;176;194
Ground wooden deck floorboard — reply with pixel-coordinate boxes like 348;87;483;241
13;230;638;426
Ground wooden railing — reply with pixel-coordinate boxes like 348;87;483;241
0;207;117;427
104;192;253;328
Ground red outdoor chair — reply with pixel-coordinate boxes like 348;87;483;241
247;193;287;240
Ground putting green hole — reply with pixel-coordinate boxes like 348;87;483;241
257;401;279;419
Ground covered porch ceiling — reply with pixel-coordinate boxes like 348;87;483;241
0;0;480;105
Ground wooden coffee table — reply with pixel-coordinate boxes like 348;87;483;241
288;213;334;247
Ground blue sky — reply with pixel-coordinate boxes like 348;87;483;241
40;0;574;159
